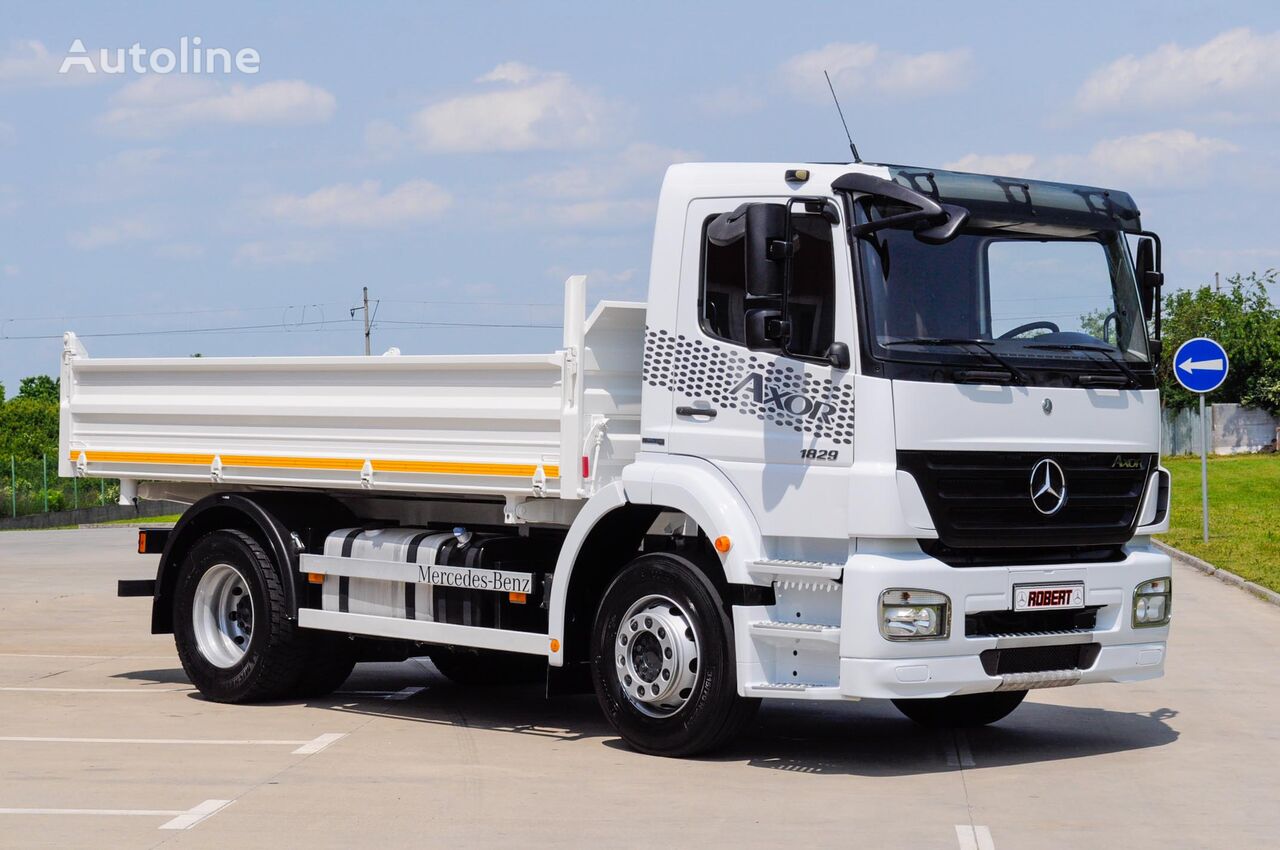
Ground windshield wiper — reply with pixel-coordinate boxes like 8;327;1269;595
882;337;1030;384
1024;342;1142;388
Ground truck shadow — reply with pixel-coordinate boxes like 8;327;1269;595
114;660;1179;777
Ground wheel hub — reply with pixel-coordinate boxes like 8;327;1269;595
614;594;700;717
191;563;255;669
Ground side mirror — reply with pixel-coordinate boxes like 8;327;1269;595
1135;237;1163;321
744;203;789;297
914;203;969;245
826;341;851;370
745;307;786;351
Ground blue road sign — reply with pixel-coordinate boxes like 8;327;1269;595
1173;337;1229;394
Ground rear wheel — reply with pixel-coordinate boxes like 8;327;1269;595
590;553;758;757
891;690;1027;728
173;529;310;702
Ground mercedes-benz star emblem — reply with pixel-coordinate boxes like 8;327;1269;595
1030;458;1067;516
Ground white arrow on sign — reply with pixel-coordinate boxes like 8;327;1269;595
1178;357;1225;374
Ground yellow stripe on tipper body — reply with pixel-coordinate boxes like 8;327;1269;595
70;450;559;480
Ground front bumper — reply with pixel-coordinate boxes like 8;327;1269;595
736;540;1170;700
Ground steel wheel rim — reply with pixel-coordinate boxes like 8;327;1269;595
192;563;254;668
614;594;700;718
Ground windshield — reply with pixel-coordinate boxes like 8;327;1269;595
857;224;1151;370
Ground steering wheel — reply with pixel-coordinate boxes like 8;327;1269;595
998;321;1059;340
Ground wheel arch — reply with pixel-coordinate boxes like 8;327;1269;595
150;492;353;634
548;459;766;669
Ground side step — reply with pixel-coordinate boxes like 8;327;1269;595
298;609;549;657
747;558;843;580
748;620;841;644
743;681;846;700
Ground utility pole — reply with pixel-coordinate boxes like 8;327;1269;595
1215;271;1220;292
351;287;372;355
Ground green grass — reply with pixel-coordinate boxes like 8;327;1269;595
1159;453;1280;592
95;514;182;526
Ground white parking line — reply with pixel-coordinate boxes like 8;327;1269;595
159;799;233;830
955;824;996;850
0;733;348;755
0;799;232;831
292;732;346;755
384;686;425;701
954;730;976;767
0;653;174;660
0;687;189;693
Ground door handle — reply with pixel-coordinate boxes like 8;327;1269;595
676;406;717;419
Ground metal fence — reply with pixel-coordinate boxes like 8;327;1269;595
1;454;120;518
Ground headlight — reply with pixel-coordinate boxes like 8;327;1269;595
880;589;950;640
1133;577;1172;627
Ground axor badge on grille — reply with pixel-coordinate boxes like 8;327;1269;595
1014;582;1085;612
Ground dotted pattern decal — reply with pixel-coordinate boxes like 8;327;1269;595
643;327;855;444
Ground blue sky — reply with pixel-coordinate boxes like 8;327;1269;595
2;0;1278;389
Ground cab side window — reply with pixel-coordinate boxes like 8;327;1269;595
699;212;836;359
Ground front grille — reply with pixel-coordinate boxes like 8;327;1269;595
899;450;1154;549
966;606;1099;637
921;541;1124;568
980;643;1101;676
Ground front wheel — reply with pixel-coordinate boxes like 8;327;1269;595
891;690;1027;728
590;553;758;757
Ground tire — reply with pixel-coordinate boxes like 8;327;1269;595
590;553;759;757
427;646;545;686
891;690;1027;728
173;529;309;702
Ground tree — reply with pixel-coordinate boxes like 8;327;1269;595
0;374;60;459
1157;270;1280;412
18;375;59;403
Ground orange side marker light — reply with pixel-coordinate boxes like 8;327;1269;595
714;535;732;553
306;572;325;585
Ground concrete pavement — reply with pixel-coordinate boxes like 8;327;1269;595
1;528;1277;849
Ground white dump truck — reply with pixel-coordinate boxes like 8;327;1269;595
61;162;1173;755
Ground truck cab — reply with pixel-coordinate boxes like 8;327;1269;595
636;161;1170;708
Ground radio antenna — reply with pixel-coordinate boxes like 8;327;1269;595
824;70;862;163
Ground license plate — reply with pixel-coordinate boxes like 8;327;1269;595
1014;582;1084;612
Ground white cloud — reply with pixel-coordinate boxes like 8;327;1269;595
406;63;608;153
941;153;1037;176
0;39;99;87
523;142;697;200
1076;28;1280;113
943;129;1238;189
542;198;655;229
69;217;158;249
98;76;336;137
780;42;972;99
261;179;453;228
233;240;333;266
153;242;205;260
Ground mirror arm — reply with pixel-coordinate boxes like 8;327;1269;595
1138;230;1164;340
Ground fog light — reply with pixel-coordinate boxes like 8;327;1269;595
880;589;950;640
1133;577;1171;627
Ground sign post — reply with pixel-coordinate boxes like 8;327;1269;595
1172;337;1230;542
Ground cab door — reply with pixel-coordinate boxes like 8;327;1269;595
655;197;856;540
